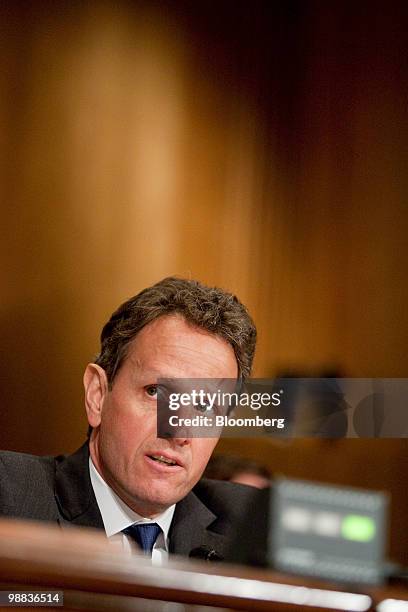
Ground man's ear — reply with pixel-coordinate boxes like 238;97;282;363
83;364;109;428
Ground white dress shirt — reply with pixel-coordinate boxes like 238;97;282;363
89;458;175;565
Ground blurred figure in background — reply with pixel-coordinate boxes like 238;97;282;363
204;454;271;489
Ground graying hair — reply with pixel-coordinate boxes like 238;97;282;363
95;276;256;385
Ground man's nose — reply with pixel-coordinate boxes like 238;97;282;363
172;434;192;446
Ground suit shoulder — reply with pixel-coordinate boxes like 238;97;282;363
0;450;57;520
0;449;54;475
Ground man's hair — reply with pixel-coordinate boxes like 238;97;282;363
94;276;257;386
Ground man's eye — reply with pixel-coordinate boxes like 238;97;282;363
195;402;219;414
144;385;158;398
195;402;208;413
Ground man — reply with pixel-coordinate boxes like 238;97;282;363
0;277;265;563
204;455;271;489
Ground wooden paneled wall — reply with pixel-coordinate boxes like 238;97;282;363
0;0;407;559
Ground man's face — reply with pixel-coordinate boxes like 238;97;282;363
85;314;238;517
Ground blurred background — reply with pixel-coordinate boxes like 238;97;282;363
1;0;407;563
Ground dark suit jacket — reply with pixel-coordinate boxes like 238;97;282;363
0;443;268;563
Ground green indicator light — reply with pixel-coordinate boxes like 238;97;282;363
341;515;376;542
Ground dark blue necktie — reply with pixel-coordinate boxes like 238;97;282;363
123;523;162;555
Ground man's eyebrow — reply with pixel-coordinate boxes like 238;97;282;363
132;369;176;381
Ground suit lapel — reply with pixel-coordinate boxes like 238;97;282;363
54;445;230;559
54;443;104;530
169;490;229;558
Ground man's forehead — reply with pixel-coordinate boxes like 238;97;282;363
127;315;230;354
132;313;209;340
120;315;238;378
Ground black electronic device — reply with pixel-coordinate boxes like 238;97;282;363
269;478;388;585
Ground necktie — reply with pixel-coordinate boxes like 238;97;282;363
123;523;162;555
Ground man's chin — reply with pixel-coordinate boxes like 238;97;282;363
124;487;186;517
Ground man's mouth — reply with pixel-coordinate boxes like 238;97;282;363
148;454;179;467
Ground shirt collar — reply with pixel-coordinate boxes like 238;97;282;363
89;457;175;543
